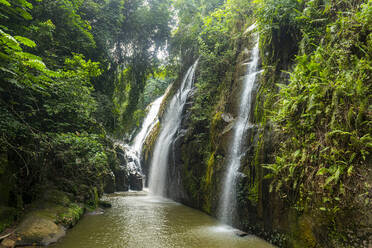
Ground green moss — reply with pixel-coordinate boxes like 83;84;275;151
143;121;160;163
43;190;71;207
247;180;259;206
56;203;84;227
201;152;215;214
289;215;317;248
211;112;222;129
86;187;99;209
205;152;215;187
158;83;176;118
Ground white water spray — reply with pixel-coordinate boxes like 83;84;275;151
219;37;260;224
149;60;198;196
132;95;165;157
120;95;165;189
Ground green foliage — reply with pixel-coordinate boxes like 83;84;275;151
104;0;172;134
262;2;371;245
0;0;112;213
183;0;253;134
0;0;174;214
254;0;303;35
56;203;84;227
30;0;96;64
142;68;174;107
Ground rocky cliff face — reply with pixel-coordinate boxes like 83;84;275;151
142;9;371;246
165;35;283;229
144;31;283;226
141;32;319;247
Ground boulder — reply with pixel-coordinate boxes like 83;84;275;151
103;172;116;193
234;230;249;237
98;200;112;208
114;166;129;191
129;173;143;191
15;214;65;246
1;238;15;248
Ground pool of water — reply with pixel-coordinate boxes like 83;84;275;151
51;191;275;248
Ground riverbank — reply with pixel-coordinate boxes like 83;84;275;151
0;189;111;248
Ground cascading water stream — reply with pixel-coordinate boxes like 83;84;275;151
149;60;198;196
219;36;260;225
132;95;165;157
120;95;165;189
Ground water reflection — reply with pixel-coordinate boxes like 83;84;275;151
51;191;275;248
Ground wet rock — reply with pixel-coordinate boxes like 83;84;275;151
221;113;234;123
113;145;130;191
86;208;104;215
114;143;144;191
220;121;235;154
114;166;129;191
98;200;112;208
1;238;15;248
234;230;249;237
115;146;127;165
103;172;116;193
129;173;143;191
15;214;65;246
142;122;161;183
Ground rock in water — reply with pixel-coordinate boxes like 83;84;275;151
15;214;65;246
234;230;249;237
114;166;129;191
98;200;112;208
129;172;143;191
103;172;116;193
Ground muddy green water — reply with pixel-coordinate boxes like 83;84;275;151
51;191;274;248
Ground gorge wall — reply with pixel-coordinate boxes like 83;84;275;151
143;29;292;246
142;2;371;245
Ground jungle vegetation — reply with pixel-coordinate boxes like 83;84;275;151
0;0;370;247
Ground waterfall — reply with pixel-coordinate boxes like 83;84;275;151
149;60;198;196
132;95;165;157
219;37;260;224
119;95;165;190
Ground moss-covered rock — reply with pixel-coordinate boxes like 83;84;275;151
142;121;160;184
42;189;71;207
103;171;116;193
15;213;65;246
113;166;129;191
56;203;84;228
11;190;85;246
113;145;130;191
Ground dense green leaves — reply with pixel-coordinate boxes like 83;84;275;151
259;1;371;245
0;0;175;215
0;0;109;212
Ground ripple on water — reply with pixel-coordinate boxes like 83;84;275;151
51;192;275;248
